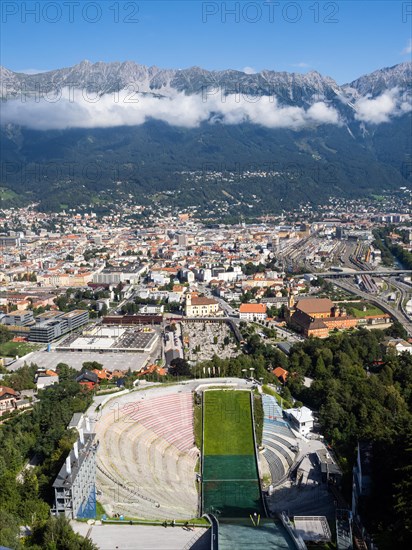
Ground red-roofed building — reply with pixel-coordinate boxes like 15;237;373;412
0;386;19;415
239;303;267;321
273;367;289;384
137;364;167;377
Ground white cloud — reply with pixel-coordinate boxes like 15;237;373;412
291;62;310;68
16;68;51;75
306;102;340;124
0;87;343;131
242;66;256;74
402;38;412;55
354;87;411;124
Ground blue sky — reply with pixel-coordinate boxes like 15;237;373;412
1;0;411;83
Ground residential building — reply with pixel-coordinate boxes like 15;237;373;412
273;366;288;384
284;406;315;436
0;386;19;416
185;294;220;317
386;338;412;355
35;369;59;389
53;415;97;519
239;303;267;321
76;371;99;390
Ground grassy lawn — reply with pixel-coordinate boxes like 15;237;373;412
262;385;293;409
340;302;385;318
102;516;209;526
96;501;106;518
253;393;263;447
0;341;42;358
202;390;263;516
203;390;253;456
193;399;202;449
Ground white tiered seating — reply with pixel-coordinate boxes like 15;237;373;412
261;394;299;485
95;390;199;520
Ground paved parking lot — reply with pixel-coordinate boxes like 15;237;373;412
73;523;209;550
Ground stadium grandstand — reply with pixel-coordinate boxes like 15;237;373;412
261;394;299;485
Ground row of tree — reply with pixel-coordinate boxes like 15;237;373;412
0;363;97;549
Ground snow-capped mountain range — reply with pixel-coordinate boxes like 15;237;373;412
0;61;410;212
1;60;411;105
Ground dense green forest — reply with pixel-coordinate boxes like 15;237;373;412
284;329;412;548
1;115;411;213
0;363;96;549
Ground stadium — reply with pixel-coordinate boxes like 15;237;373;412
90;378;323;548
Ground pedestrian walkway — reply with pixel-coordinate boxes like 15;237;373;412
72;522;210;550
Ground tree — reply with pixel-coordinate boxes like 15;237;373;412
314;355;327;378
0;325;12;344
82;361;103;372
0;509;20;549
394;433;412;546
31;515;98;549
169;358;191;377
386;321;408;340
55;363;74;381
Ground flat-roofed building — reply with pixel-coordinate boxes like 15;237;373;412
62;310;89;331
53;414;97;519
1;311;34;326
28;310;89;343
315;448;342;485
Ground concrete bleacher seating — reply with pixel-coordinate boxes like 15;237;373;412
262;436;293;467
120;393;197;453
263;448;285;482
265;432;296;449
261;394;299;485
95;390;198;519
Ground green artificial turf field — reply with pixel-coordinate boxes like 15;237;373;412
202;390;263;517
